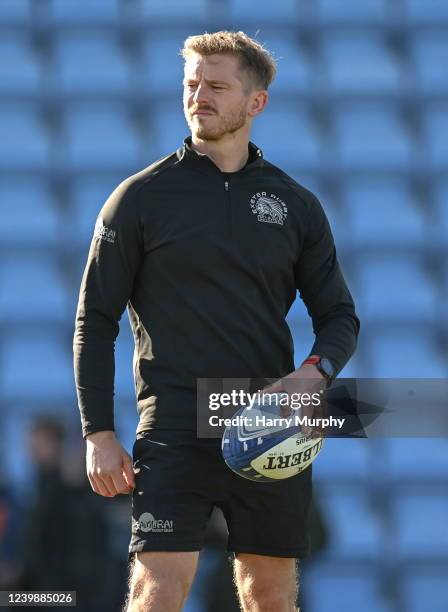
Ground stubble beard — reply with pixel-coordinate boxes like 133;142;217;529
185;104;248;141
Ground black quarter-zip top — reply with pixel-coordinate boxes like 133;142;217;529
74;136;360;438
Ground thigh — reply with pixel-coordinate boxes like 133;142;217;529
132;550;199;584
129;430;215;556
224;466;313;559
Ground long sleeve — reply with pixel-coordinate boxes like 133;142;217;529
73;179;144;438
295;194;360;375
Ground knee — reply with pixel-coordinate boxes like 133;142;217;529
126;558;191;612
240;581;294;612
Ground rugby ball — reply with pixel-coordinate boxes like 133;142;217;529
221;397;323;482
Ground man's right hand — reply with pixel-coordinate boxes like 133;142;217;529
86;430;136;497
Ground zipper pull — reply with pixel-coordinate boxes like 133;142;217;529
224;180;229;191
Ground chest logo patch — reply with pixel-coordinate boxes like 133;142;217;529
250;192;288;226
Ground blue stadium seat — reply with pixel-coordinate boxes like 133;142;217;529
334;104;413;170
321;33;402;95
1;330;74;402
140;33;188;95
317;0;388;23
0;0;32;26
0;179;60;247
0;105;50;171
317;487;383;560
230;0;301;23
391;492;448;560
400;569;448;612
342;177;425;247
258;34;312;94
313;439;371;482
150;102;188;155
364;327;447;377
138;0;208;22
383;439;448;482
52;32;131;97
62;104;142;172
356;256;437;324
433;178;448;250
423;104;448;171
71;175;122;247
47;0;121;26
0;255;71;323
406;0;448;23
304;565;393;612
252;105;321;169
0;34;41;96
412;33;448;94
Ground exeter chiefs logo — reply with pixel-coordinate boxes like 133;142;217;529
250;192;288;226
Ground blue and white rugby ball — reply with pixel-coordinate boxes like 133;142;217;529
221;396;323;482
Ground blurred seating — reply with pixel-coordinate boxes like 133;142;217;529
314;439;371;483
150;102;188;153
423;104;448;170
333;103;413;170
304;564;394;612
316;0;388;24
1;330;74;402
400;568;448;612
138;0;208;23
0;104;50;171
61;103;142;172
364;327;447;377
321;33;402;95
390;491;448;560
0;254;71;323
355;255;437;324
341;177;425;248
52;32;131;97
0;34;42;97
259;34;312;94
230;0;301;24
317;486;383;560
412;33;448;95
46;0;121;26
71;175;122;247
0;179;60;247
253;104;321;169
139;32;188;96
382;439;448;482
0;0;32;27
433;178;448;250
406;0;448;24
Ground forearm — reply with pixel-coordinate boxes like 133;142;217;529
308;307;360;375
74;313;118;439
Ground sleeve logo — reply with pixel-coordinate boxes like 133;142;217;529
94;217;116;244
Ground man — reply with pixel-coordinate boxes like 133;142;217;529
74;31;359;612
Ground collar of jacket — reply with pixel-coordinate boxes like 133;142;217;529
176;135;264;177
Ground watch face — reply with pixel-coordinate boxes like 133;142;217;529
320;358;335;378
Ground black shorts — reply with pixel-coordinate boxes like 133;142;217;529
129;429;312;559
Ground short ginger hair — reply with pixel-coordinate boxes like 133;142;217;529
181;30;277;90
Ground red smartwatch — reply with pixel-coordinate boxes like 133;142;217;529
301;355;335;387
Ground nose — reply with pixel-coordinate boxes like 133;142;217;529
192;81;210;105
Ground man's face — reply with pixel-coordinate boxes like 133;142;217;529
183;53;253;141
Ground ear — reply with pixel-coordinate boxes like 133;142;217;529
248;90;269;118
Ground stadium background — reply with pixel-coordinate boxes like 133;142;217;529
0;0;447;610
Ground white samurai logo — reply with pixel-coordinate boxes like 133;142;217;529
250;192;288;226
